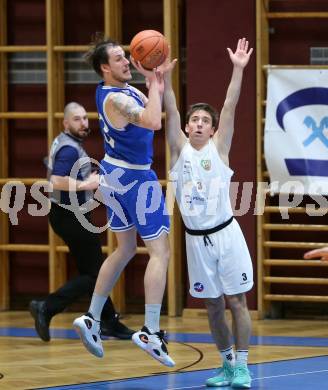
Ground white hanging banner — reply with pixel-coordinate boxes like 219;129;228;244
264;69;328;194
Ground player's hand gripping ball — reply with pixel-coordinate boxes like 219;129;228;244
130;30;169;70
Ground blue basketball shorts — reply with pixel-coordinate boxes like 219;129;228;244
99;160;170;240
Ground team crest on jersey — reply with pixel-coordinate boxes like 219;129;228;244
201;159;211;171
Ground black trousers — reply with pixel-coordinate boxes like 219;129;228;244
46;202;116;320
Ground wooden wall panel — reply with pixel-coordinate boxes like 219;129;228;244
7;0;45;45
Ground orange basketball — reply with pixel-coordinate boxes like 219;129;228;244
130;30;169;70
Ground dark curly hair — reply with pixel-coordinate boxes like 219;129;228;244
84;32;119;77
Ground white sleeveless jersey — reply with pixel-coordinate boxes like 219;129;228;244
170;139;234;230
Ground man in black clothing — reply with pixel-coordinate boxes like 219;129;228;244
29;102;134;341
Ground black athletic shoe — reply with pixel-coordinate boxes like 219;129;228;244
101;313;135;340
29;300;51;342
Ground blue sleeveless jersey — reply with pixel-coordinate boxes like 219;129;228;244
96;82;154;165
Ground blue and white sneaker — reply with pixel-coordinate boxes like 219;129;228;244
132;326;175;367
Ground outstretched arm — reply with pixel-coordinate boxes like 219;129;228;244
304;247;328;261
213;38;253;164
161;57;187;166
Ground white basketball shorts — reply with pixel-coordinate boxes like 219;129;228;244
186;218;253;298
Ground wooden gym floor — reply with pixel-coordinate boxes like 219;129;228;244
1;311;328;389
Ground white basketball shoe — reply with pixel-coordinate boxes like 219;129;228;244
73;313;103;358
132;325;175;367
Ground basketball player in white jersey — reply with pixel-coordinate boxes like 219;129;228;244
162;38;253;387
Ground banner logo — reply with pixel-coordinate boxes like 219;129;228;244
265;70;328;193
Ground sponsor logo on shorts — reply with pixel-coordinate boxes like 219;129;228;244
194;282;204;292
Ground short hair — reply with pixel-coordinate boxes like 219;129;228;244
64;102;84;119
84;32;119;77
186;103;219;129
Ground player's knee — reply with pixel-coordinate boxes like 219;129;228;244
152;247;170;268
117;242;137;260
162;240;171;263
126;244;137;260
226;293;247;312
155;247;170;265
205;297;225;313
158;236;170;261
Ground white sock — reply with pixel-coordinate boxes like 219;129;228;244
220;346;235;366
144;304;161;333
88;293;108;321
236;350;249;366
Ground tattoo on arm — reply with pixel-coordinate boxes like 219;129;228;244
111;93;143;124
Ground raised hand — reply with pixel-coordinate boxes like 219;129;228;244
304;247;328;261
227;38;253;69
130;55;159;79
157;51;178;75
156;46;177;78
130;55;164;95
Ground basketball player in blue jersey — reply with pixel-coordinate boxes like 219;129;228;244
73;35;174;367
162;38;253;387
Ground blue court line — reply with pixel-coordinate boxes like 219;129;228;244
170;333;328;347
2;327;328;347
0;327;79;339
35;355;328;389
